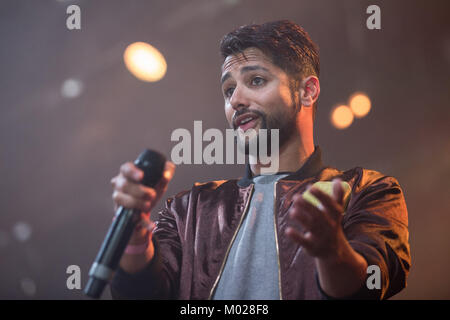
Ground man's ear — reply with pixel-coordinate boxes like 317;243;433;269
299;76;320;107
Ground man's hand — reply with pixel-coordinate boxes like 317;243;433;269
111;160;175;245
285;178;347;259
110;160;175;274
285;178;368;298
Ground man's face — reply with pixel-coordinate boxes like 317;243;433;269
221;48;298;152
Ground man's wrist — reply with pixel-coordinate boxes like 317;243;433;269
119;237;155;274
314;235;368;298
125;237;149;255
315;232;348;264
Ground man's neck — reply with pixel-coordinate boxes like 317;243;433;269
250;136;315;176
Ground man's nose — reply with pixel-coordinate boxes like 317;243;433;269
230;86;250;111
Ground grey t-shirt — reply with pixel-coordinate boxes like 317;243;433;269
213;173;289;300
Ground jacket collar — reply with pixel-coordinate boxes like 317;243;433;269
237;145;325;187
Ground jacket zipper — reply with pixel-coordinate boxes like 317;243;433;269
273;181;283;300
208;184;255;299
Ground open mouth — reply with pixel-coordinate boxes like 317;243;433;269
235;114;260;132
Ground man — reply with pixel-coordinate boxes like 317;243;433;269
109;20;410;299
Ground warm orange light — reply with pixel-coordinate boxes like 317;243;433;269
331;105;354;129
123;42;167;82
349;92;371;118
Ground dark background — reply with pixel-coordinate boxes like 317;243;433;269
0;0;449;299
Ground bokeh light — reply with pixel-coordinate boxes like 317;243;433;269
61;78;83;99
331;105;354;129
12;222;32;242
123;42;167;82
349;92;371;118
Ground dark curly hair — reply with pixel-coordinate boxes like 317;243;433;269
220;20;320;119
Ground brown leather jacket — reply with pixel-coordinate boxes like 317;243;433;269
110;146;411;299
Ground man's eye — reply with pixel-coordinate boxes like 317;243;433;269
251;77;265;86
225;87;235;98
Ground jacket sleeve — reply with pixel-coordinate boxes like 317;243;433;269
318;172;411;300
110;195;185;300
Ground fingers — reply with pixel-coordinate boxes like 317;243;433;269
309;185;343;221
111;161;175;214
332;178;344;205
120;162;144;183
285;226;313;247
286;181;347;257
112;190;153;212
289;194;325;233
154;161;176;193
112;174;157;201
287;182;343;245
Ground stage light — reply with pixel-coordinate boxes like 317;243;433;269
12;221;32;242
331;105;354;129
123;42;167;82
61;78;83;99
349;92;371;118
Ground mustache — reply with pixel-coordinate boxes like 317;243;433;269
232;109;266;129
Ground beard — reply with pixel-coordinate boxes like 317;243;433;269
233;105;298;157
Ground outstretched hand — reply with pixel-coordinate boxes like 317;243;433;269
285;178;347;259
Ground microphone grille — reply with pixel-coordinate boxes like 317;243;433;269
134;149;166;188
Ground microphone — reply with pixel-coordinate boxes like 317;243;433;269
84;149;166;299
